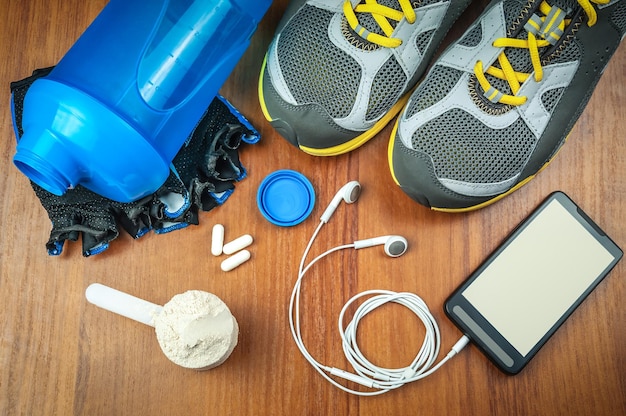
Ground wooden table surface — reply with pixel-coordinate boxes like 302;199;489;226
1;1;624;415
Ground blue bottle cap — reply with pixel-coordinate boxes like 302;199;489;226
257;170;315;226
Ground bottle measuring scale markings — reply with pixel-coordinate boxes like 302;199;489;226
13;0;272;202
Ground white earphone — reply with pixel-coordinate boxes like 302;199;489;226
320;180;361;223
354;235;408;257
290;181;469;396
319;180;407;256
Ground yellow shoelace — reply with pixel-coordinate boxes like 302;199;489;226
343;0;416;48
475;0;610;106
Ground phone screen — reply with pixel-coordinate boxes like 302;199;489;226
445;192;622;374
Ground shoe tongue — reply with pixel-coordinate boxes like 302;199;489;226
354;0;421;37
547;0;579;14
355;0;403;37
486;0;580;93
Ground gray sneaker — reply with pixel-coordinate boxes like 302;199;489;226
259;0;472;156
389;0;625;211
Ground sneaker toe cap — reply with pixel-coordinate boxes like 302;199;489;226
389;134;494;210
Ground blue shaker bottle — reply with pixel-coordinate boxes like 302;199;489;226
13;0;271;202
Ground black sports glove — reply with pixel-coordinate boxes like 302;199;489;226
11;68;259;256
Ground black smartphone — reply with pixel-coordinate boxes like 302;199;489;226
444;192;622;374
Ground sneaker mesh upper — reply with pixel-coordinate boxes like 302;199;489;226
458;22;483;47
614;1;626;32
416;29;436;51
411;108;536;183
276;5;360;119
541;87;565;113
407;0;594;184
275;1;452;123
405;66;463;116
392;0;625;207
367;57;407;119
406;0;622;185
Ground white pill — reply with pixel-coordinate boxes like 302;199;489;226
211;224;225;256
220;250;251;272
222;234;253;255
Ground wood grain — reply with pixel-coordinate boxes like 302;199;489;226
1;1;624;415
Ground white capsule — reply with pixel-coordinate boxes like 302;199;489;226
220;250;251;272
222;234;253;255
211;224;225;256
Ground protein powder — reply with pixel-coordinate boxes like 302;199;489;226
154;290;239;370
85;284;239;370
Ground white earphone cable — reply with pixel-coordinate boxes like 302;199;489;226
290;219;470;396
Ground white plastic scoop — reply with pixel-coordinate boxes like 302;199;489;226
85;283;239;370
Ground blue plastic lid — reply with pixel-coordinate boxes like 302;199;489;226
257;170;315;226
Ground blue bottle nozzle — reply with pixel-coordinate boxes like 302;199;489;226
14;128;77;196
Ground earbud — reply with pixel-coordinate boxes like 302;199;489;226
320;181;361;223
317;182;407;256
353;235;408;257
